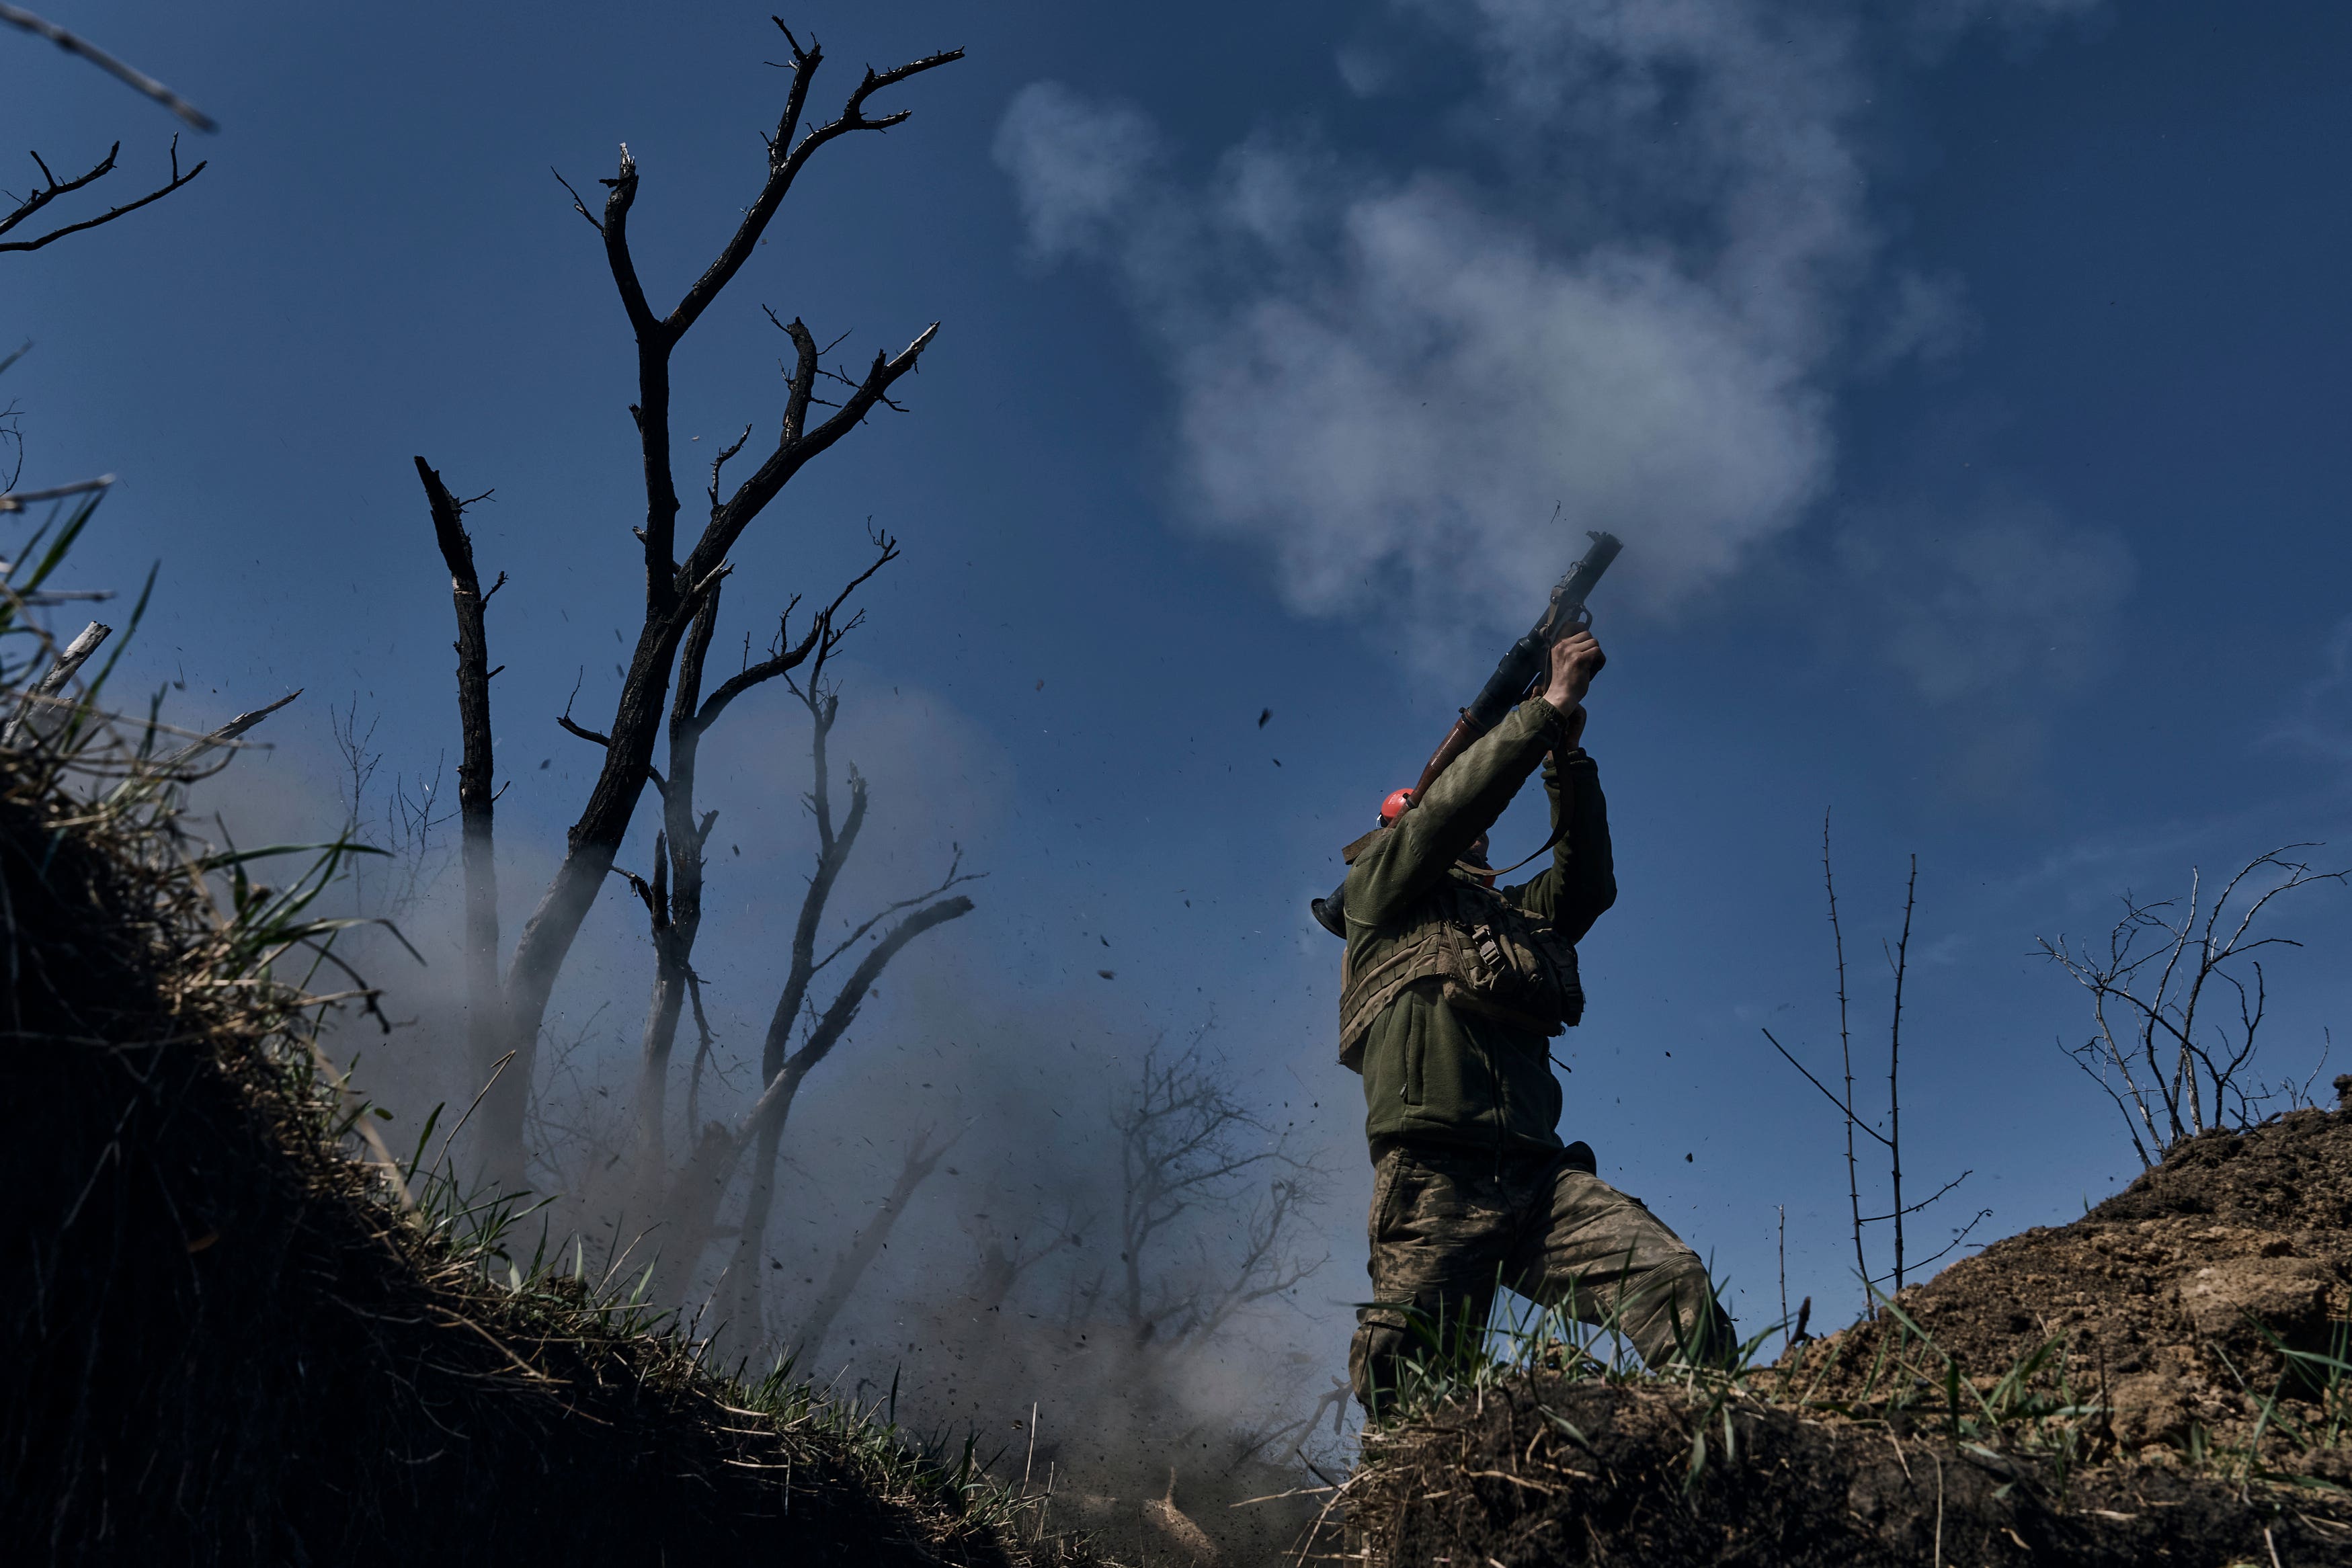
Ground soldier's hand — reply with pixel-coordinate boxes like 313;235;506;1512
1541;629;1605;716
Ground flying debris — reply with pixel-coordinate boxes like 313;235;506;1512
1257;708;1271;727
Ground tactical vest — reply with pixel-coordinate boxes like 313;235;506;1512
1336;849;1585;1072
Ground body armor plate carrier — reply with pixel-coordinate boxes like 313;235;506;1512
1336;857;1584;1072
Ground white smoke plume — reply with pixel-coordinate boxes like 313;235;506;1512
995;0;2105;658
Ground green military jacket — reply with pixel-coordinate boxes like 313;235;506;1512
1340;696;1615;1155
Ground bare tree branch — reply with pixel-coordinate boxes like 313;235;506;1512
810;857;981;976
1113;1030;1326;1352
0;5;218;130
0;135;206;253
1760;1028;1892;1150
698;530;897;725
669;32;963;345
1886;853;1916;1290
557;712;612;747
2043;845;2347;1163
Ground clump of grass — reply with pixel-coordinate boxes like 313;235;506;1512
1364;1268;1787;1493
1359;1257;2352;1535
2;534;1118;1565
2183;1317;2352;1499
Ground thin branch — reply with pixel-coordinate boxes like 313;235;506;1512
811;856;981;976
706;422;752;511
556;667;612;747
698;532;898;726
704;321;938;565
1761;1028;1893;1149
1824;811;1868;1314
745;892;975;1137
1859;1167;1969;1225
682;967;719;1132
2061;1038;2155;1169
550;166;604;234
0;6;219;130
1887;853;1916;1291
0;140;115;241
0;135;206;253
608;860;662;923
1870;1209;1994;1281
667;36;964;343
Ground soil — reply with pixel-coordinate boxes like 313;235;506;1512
0;770;1108;1567
1344;1091;2352;1565
1803;1093;2352;1458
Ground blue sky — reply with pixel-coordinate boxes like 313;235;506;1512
9;0;2352;1357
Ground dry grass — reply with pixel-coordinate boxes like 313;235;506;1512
0;565;1119;1566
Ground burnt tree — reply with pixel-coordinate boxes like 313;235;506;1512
413;461;505;1113
414;25;962;1187
610;522;898;1191
639;617;975;1335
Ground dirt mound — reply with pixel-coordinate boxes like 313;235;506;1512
1343;1098;2352;1565
1346;1374;2343;1567
0;758;1107;1567
1794;1091;2352;1465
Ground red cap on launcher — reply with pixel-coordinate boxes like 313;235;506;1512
1379;788;1413;823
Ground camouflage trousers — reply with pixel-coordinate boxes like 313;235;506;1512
1348;1141;1734;1416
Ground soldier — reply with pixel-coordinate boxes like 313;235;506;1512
1338;627;1734;1417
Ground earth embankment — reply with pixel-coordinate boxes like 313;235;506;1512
0;755;1106;1567
1345;1093;2352;1565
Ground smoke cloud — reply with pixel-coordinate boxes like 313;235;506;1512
995;0;2109;674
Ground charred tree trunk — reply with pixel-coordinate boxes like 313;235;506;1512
620;540;894;1215
630;595;719;1177
415;456;508;1170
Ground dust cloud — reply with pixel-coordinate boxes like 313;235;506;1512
197;688;1352;1563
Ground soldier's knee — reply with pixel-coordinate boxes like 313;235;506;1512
1621;1253;1734;1368
1349;1305;1412;1415
1653;1256;1736;1364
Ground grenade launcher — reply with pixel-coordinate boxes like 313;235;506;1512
1310;530;1624;938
